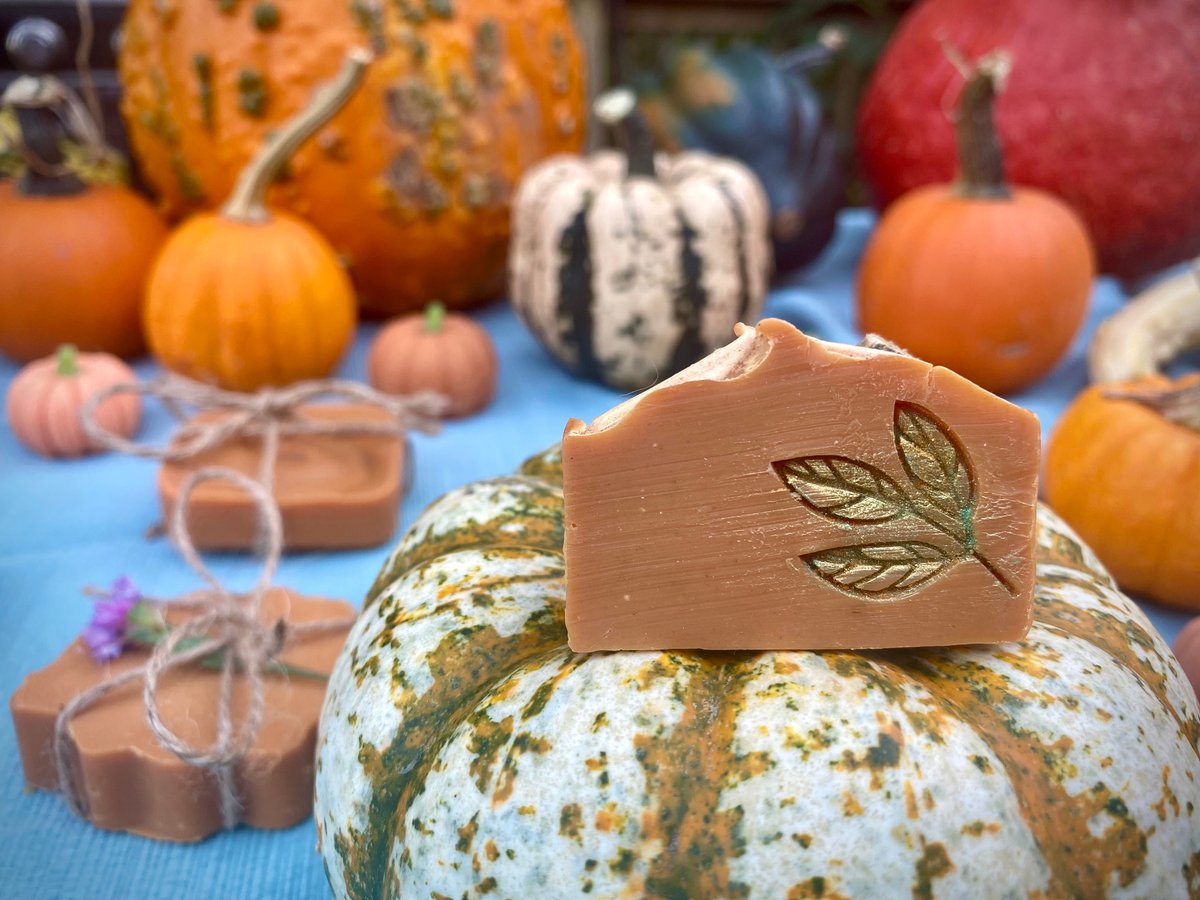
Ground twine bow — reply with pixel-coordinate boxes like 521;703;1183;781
80;373;447;494
53;467;357;829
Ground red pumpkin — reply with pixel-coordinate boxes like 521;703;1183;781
5;345;141;458
858;0;1200;281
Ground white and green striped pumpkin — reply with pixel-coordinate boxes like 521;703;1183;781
508;91;771;391
315;445;1200;899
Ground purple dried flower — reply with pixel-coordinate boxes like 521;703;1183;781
82;577;141;662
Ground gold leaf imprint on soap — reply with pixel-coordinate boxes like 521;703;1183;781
771;402;1013;600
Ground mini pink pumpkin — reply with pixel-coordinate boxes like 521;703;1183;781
1175;618;1200;701
5;344;141;458
367;302;497;419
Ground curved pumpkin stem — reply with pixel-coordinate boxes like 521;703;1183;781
594;87;657;179
1093;262;1200;430
951;50;1012;201
222;49;372;223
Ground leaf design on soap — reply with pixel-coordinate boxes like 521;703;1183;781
772;456;907;523
800;543;952;599
894;402;974;540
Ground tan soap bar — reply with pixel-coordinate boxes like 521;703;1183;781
10;589;352;842
563;319;1040;651
159;404;405;551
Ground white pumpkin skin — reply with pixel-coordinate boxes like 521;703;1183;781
509;151;772;390
315;445;1200;899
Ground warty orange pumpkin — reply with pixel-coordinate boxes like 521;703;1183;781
1044;264;1200;610
117;0;584;316
857;52;1094;394
315;443;1200;899
142;53;365;392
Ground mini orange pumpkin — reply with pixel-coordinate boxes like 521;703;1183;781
0;77;166;362
5;344;141;458
857;52;1094;394
143;52;367;392
1044;265;1200;610
367;302;497;418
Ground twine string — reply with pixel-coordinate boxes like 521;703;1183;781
52;467;356;828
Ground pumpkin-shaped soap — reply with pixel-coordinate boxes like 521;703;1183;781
143;53;364;392
5;344;141;458
367;302;497;418
510;89;772;391
315;445;1200;899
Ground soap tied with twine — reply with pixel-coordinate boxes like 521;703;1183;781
80;374;448;549
10;466;360;841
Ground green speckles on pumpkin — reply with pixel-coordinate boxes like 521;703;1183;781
252;2;280;31
591;711;608;732
349;0;386;53
393;0;425;24
559;803;582;843
449;71;476;110
455;812;479;852
217;0;238;13
170;151;204;202
467;712;514;793
193;55;214;131
237;68;268;117
608;848;636;874
970;754;994;774
475;19;502;88
912;840;954;900
385;79;440;134
425;0;452;17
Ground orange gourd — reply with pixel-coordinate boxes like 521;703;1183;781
857;52;1094;394
117;0;585;316
5;344;141;458
143;54;365;392
0;78;166;362
367;302;496;418
1044;266;1200;610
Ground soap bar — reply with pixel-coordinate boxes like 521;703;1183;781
159;404;405;550
563;319;1040;651
10;589;353;842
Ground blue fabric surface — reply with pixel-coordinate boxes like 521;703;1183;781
0;210;1191;899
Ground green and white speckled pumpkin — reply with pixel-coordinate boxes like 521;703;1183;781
315;445;1200;899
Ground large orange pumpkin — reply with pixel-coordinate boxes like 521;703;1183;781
117;0;585;316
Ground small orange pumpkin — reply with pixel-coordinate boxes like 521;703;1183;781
5;344;141;458
0;77;166;362
1044;265;1200;610
143;52;367;392
857;52;1094;394
367;302;497;418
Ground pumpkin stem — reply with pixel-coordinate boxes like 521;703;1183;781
776;25;845;74
951;50;1012;200
56;344;79;376
1106;380;1200;431
2;77;88;197
594;87;656;179
221;49;372;223
1090;262;1200;384
424;301;446;334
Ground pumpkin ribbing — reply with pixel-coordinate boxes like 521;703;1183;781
315;446;1200;899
